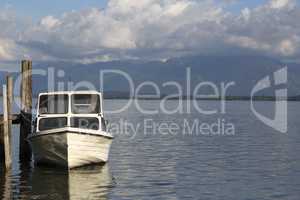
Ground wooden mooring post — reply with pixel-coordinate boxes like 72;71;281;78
1;60;33;167
20;60;33;161
2;76;13;170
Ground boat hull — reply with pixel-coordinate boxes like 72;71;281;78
29;131;112;168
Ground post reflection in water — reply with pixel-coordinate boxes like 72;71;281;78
0;164;113;200
0;169;12;200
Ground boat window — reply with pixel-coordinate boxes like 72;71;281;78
71;94;100;114
70;117;99;130
39;94;68;114
39;117;67;131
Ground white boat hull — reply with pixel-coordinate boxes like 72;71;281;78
29;131;113;168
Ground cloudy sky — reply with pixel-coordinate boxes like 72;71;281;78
0;0;299;63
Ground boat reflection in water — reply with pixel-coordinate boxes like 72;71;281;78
69;165;113;199
30;164;113;200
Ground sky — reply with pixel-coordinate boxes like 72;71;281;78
0;0;267;18
0;0;299;63
0;0;108;20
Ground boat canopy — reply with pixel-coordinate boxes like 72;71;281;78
36;91;105;132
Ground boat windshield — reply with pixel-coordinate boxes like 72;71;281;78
71;94;100;114
70;117;99;130
39;94;69;114
39;117;67;131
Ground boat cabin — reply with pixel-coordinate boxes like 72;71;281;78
36;91;106;132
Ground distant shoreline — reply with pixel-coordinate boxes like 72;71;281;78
102;96;300;101
0;94;299;101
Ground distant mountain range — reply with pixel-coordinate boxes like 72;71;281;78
1;55;300;98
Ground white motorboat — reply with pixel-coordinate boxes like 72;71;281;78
28;91;113;169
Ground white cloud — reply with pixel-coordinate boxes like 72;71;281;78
269;0;294;9
0;9;28;61
226;36;271;51
277;39;296;56
226;0;300;58
18;0;226;61
40;16;61;29
163;1;192;17
0;38;14;59
241;8;251;21
0;0;300;62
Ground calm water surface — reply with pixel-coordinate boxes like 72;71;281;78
1;99;300;199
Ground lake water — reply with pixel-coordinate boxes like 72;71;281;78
1;99;300;199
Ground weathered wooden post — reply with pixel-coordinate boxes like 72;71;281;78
0;123;3;161
19;60;32;161
7;76;13;140
2;80;12;169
